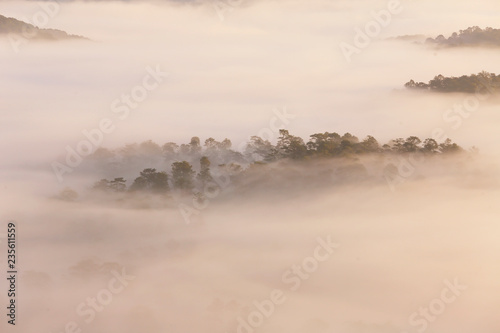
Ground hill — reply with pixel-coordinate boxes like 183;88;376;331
425;26;500;47
0;14;87;40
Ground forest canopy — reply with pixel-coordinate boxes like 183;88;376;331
404;71;500;94
77;131;466;201
0;14;87;40
425;26;500;47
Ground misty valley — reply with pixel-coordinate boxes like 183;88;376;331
53;131;474;208
1;1;500;333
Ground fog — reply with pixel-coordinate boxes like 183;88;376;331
0;0;499;332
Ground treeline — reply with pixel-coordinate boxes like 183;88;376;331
0;14;87;40
88;130;464;195
404;71;500;93
425;26;500;47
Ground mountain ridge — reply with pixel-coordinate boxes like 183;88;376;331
0;14;88;41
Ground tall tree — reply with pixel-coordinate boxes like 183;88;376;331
277;129;307;160
172;161;195;190
245;136;275;161
423;138;439;153
439;139;462;154
360;135;380;153
189;137;202;154
403;136;422;153
307;132;340;157
130;168;169;193
109;178;127;192
197;156;213;187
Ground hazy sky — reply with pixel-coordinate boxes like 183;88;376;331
1;0;499;165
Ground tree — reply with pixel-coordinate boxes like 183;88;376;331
390;138;405;152
139;140;162;156
220;138;232;150
130;168;169;193
245;136;275;162
405;71;500;94
204;138;218;150
93;179;110;191
338;140;354;156
403;136;422;152
404;79;417;89
423;138;439;153
109;178;127;192
277;129;307;160
90;148;115;161
360;135;380;153
197;156;213;187
439;139;463;154
189;137;201;154
341;132;359;144
172;161;195;190
307;132;340;157
162;142;179;155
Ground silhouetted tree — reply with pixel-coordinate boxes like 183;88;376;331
172;161;195;190
360;135;380;153
439;138;463;154
189;137;201;154
93;179;111;191
277;129;307;160
197;156;213;187
109;177;127;192
130;168;169;193
245;136;275;162
403;136;422;153
423;138;439;153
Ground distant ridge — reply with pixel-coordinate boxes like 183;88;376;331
425;26;500;47
390;26;500;48
0;14;88;40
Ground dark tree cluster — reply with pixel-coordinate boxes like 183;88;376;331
425;26;500;47
270;130;462;159
93;162;200;194
404;71;500;93
89;131;464;195
0;14;88;40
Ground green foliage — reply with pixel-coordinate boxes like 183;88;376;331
0;14;87;40
423;138;439;153
425;26;500;47
89;132;466;196
276;129;307;160
439;139;463;154
171;161;195;190
245;136;275;162
197;156;213;186
130;169;169;193
110;178;127;192
405;71;500;93
93;177;127;192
